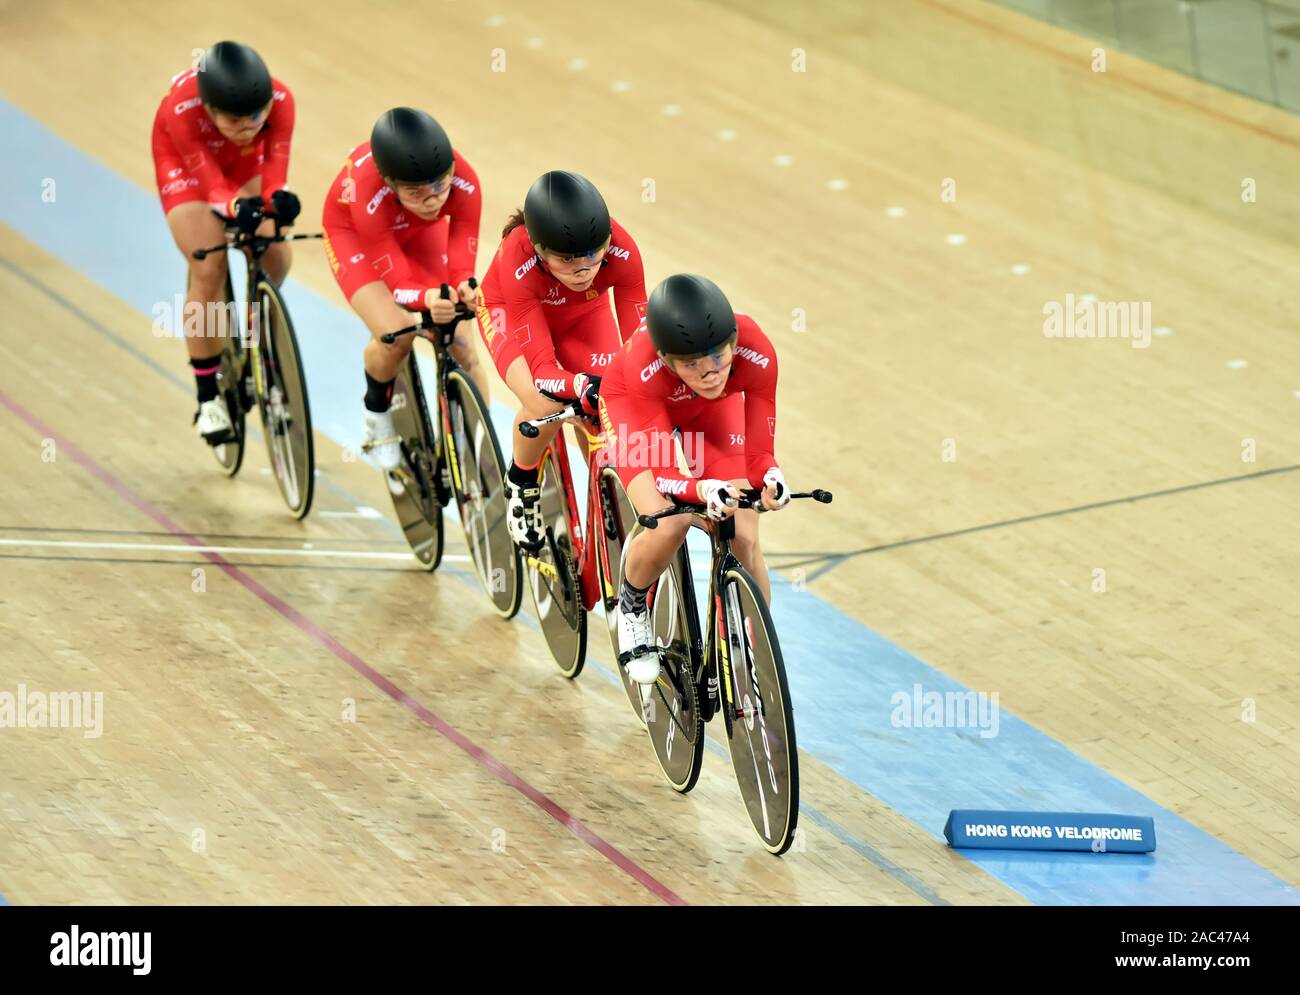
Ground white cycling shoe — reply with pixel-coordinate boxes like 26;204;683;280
195;396;234;445
362;408;402;471
505;476;545;552
618;603;661;686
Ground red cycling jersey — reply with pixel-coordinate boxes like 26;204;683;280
150;67;294;216
599;314;780;498
476;220;647;394
320;142;482;307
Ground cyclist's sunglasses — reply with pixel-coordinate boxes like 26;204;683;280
210;102;271;125
545;239;611;267
667;336;737;373
399;169;455;197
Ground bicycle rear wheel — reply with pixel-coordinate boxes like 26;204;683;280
386;349;444;570
634;543;704;792
253;280;315;518
719;566;799;855
528;439;586;677
444;368;522;618
615;524;701;728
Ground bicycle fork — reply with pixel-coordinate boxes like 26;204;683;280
709;541;765;725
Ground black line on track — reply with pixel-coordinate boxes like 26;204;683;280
780;463;1300;581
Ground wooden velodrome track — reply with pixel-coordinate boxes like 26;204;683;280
0;0;1297;904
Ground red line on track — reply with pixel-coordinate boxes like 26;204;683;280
0;389;686;907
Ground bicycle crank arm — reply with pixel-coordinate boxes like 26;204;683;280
524;555;559;581
360;435;403;453
385;467;416;496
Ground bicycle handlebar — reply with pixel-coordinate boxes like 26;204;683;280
378;279;479;344
191;217;324;260
637;488;832;528
518;391;589;439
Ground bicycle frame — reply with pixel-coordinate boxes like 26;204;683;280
197;219;322;368
637;488;833;726
384;312;471;506
430;321;467;494
700;516;747;723
533;414;618;612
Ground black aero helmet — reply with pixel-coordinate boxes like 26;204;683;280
197;41;273;117
647;275;738;357
370;108;453;185
523;171;611;256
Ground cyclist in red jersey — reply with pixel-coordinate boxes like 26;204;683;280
598;274;789;687
321;107;487;470
475;171;647;552
150;41;301;444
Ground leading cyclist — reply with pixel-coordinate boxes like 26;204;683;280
151;41;302;444
598;274;790;686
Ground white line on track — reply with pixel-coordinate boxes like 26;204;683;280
0;538;469;563
318;506;385;519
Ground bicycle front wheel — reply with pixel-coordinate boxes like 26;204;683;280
444;368;522;617
615;524;704;764
253;280;315;518
596;468;636;669
719;566;799;855
209;271;245;476
641;544;704;791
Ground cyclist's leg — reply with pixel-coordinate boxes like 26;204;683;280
165;202;230;367
323;219;423;466
156;119;240;439
346;281;421;469
478;296;591;550
476;296;563;465
602;391;695;679
349;283;418;375
623;470;692;588
503;354;564;467
449;316;490;402
165;201;235;441
553;303;621;465
496;350;558;551
322;225;418;376
605;389;695;587
616;467;689;684
155;110;228;362
158;133;244;443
